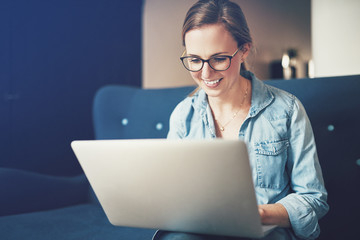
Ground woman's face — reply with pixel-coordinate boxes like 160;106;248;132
184;23;246;99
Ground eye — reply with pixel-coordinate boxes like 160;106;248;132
212;56;228;63
189;58;202;64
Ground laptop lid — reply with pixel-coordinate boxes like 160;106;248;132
71;139;275;238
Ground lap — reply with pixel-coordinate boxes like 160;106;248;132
152;230;250;240
152;228;294;240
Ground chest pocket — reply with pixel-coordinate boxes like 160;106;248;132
254;139;289;189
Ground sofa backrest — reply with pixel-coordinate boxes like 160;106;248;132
93;85;195;139
93;75;360;239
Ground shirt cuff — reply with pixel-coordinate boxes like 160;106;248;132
277;193;320;239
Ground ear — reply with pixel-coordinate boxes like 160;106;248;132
240;43;252;62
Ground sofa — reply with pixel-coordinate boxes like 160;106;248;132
0;74;359;240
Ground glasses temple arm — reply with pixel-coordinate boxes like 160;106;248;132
180;50;186;58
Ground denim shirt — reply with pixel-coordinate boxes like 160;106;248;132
167;71;329;239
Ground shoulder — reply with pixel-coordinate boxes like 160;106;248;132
245;71;295;106
260;80;308;126
268;84;305;116
249;74;296;119
267;83;297;109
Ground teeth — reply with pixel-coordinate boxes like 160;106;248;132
204;79;221;85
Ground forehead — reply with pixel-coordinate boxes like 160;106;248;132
184;23;237;57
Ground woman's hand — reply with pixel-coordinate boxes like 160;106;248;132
258;203;291;228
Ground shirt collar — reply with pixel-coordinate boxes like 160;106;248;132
245;71;274;118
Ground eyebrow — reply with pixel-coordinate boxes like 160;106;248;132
186;51;229;58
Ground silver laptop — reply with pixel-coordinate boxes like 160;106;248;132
71;139;276;238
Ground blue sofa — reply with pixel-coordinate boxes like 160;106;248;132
1;75;359;239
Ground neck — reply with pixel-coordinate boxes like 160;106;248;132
208;76;249;115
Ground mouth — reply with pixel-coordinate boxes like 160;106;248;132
203;78;223;87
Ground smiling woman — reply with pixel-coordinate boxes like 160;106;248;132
155;0;329;239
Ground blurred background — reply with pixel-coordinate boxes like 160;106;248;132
143;0;360;87
1;0;359;176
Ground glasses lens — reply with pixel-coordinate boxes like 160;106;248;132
182;57;203;71
181;56;231;71
209;56;231;71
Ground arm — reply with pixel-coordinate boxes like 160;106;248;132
258;203;290;228
167;106;184;139
167;100;187;139
276;98;329;239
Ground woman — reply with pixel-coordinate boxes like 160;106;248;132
154;0;329;239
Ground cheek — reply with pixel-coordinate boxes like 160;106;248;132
227;59;242;75
190;72;200;81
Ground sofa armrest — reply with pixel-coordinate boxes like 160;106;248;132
0;167;90;216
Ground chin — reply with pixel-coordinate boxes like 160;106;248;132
201;87;223;98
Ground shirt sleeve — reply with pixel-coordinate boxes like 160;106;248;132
167;101;186;139
277;97;329;239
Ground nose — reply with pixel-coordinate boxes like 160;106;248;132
201;62;214;80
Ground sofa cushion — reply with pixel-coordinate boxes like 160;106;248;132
0;203;156;240
0;168;90;216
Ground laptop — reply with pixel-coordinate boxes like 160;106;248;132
71;139;276;238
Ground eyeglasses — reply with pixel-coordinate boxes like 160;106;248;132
180;48;240;72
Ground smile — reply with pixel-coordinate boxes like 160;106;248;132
203;78;223;86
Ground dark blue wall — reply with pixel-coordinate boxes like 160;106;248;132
0;0;143;176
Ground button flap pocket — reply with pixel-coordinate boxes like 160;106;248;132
255;139;289;156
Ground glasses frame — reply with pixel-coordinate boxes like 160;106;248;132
180;48;240;72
